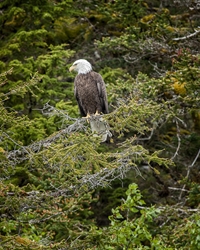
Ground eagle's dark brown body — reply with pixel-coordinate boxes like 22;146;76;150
74;71;109;117
70;59;111;142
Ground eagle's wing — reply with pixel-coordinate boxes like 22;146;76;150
95;73;109;114
74;84;86;117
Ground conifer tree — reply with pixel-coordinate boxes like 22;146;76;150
0;0;200;249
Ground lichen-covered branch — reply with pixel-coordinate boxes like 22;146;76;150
173;27;200;41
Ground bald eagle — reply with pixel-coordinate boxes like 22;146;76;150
69;59;111;142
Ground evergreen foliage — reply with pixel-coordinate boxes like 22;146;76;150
0;0;200;249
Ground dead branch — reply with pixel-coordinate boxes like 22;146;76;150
171;118;181;160
173;27;200;41
179;148;200;200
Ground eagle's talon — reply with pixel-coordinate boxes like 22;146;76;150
94;110;100;116
83;113;90;123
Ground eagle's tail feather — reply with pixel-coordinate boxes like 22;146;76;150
90;117;112;142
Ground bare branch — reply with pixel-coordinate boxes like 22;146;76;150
168;187;188;192
173;27;200;41
137;126;155;141
179;148;200;200
171;118;181;160
80;159;138;190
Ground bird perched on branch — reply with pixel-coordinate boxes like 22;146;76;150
69;59;112;142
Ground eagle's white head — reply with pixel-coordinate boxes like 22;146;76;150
69;59;92;74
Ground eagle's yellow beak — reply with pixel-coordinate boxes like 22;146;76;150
69;65;75;72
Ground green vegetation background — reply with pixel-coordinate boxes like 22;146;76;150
0;0;200;249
